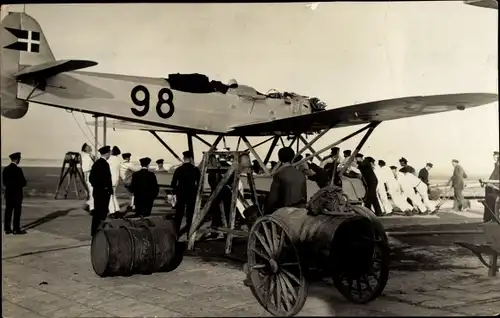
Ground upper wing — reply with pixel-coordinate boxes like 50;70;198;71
229;93;498;136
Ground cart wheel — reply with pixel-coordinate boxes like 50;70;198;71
333;228;390;304
246;216;307;317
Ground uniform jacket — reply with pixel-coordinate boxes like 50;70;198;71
308;162;330;188
171;163;201;198
130;168;159;202
418;168;429;186
2;163;27;198
119;161;136;186
266;165;307;213
399;172;418;194
80;152;95;174
392;171;407;194
358;161;378;187
404;172;424;189
383;167;400;193
450;164;467;189
89;158;113;192
374;166;385;185
399;165;416;175
489;161;499;181
107;155;121;187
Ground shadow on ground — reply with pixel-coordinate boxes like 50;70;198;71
21;208;79;230
182;236;481;274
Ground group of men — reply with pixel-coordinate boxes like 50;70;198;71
318;148;453;216
3;144;498;237
81;144;160;236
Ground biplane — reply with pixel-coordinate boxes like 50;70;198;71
1;11;498;201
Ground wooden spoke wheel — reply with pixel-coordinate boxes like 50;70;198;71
332;228;390;304
246;216;307;317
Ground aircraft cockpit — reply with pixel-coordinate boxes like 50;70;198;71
166;73;327;115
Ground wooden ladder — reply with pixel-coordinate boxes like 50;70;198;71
187;150;261;255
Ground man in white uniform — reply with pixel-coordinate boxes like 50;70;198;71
80;143;95;212
402;166;436;213
388;165;415;215
107;146;122;217
120;153;137;211
398;166;427;214
374;160;393;214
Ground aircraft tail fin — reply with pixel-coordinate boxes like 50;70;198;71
1;11;55;118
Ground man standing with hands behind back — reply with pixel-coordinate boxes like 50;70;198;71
89;146;113;236
3;152;27;235
130;157;159;218
171;151;201;236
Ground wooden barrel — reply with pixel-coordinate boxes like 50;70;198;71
91;224;177;277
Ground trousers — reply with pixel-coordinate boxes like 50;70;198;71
4;195;22;231
108;186;120;214
175;194;196;235
401;187;426;212
452;187;468;211
84;172;94;210
376;183;392;214
91;190;111;236
364;185;382;215
416;183;435;211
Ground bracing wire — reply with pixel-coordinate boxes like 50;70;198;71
66;109;100;147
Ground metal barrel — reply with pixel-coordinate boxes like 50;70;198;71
100;216;175;233
90;223;178;277
268;207;384;273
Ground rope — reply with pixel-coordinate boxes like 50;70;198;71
67;110;97;147
81;113;97;143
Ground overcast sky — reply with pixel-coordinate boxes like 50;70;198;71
1;2;498;175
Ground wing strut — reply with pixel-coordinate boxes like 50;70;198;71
286;121;380;172
337;122;380;177
149;131;183;163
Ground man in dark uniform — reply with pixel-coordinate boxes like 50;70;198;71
89;146;113;236
399;157;416;175
359;156;383;216
266;147;307;214
3;152;27;235
484;151;499;222
130;157;159;217
171;151;201;235
418;163;433;194
418;163;433;188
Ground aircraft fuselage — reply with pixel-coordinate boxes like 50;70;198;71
17;70;310;134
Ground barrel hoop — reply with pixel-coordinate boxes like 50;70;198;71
121;226;136;273
140;225;156;268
